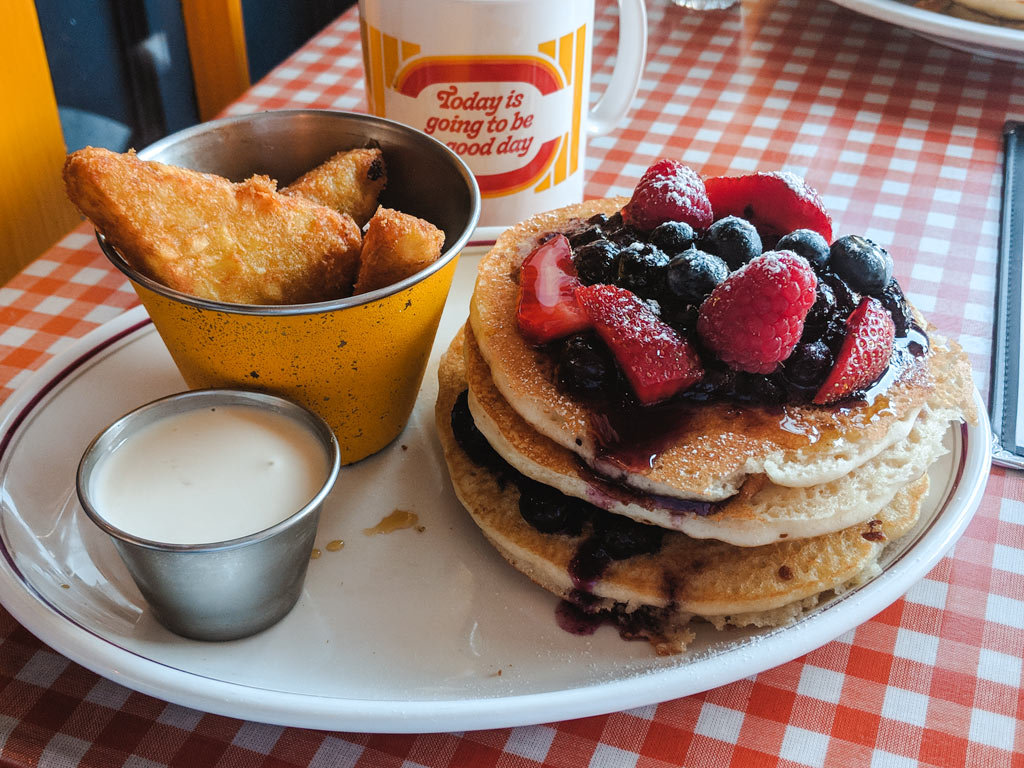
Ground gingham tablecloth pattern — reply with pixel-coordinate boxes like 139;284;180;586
1;0;1022;766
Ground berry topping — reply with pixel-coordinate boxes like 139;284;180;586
829;235;893;296
665;247;729;305
568;225;604;249
800;279;839;343
704;171;833;244
573;239;620;285
516;234;590;344
818;271;860;320
648;220;697;254
575;284;704;405
775;228;830;271
783;340;834;389
451;389;505;474
591;511;663;559
878;278;912;336
813;297;896;405
700;215;763;270
518;477;588;535
556;333;619;398
616;242;670;299
621;160;714;232
697;251;818;374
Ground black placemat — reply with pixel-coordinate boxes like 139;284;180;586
992;121;1024;470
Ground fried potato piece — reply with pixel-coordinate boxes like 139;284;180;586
283;148;387;227
63;147;362;304
353;207;445;295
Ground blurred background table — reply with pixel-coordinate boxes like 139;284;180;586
1;0;1022;765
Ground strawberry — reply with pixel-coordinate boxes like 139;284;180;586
704;171;833;244
813;297;895;404
696;251;818;374
621;159;714;232
516;234;590;344
575;284;703;405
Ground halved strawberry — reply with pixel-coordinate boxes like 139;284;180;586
575;284;703;405
621;159;714;232
516;234;590;344
704;171;833;244
813;297;895;405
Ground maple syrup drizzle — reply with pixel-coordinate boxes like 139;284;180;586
363;509;420;535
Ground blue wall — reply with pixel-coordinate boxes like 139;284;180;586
37;1;354;151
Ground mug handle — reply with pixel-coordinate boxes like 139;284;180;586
587;0;648;136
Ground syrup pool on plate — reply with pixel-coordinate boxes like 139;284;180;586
90;404;329;544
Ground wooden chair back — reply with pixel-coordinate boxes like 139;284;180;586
0;2;83;285
0;1;251;285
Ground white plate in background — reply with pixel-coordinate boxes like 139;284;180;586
827;0;1024;60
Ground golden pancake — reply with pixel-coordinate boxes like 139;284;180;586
463;322;962;546
437;328;929;655
468;198;974;502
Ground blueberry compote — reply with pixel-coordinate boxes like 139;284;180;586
544;212;931;473
557;212;929;409
450;388;670;641
451;389;663;560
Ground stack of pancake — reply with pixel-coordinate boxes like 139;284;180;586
434;198;976;655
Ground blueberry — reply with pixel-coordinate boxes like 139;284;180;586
800;280;838;343
700;216;762;270
776;229;830;271
665;247;729;306
568;225;604;249
783;340;834;388
732;372;786;404
818;271;859;317
648;221;697;255
518;478;587;535
688;361;736;400
602;211;638;245
616;242;670;299
829;235;893;296
659;302;700;336
573;239;620;285
877;279;912;336
591;512;663;559
450;389;504;472
556;334;618;397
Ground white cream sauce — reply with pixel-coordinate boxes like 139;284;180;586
92;405;329;544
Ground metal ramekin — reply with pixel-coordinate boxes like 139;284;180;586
77;388;341;641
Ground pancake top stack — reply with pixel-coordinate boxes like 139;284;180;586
435;161;976;655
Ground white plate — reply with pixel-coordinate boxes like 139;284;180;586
0;249;992;733
827;0;1024;60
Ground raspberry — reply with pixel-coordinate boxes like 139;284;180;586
575;284;703;404
704;171;833;244
813;297;896;404
621;160;713;232
696;250;818;374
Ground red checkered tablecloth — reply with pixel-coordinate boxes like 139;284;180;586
2;0;1022;765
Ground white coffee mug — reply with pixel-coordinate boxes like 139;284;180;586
359;0;647;227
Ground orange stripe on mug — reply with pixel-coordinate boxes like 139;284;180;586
478;137;560;197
